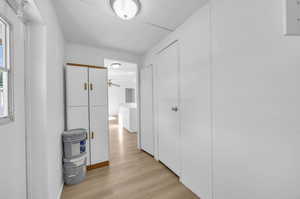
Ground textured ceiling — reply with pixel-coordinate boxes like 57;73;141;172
52;0;208;54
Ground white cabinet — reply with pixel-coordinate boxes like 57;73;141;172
65;64;109;167
89;68;108;106
66;66;89;107
90;106;109;164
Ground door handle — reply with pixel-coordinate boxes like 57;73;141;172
90;83;93;91
84;83;88;90
171;106;179;112
91;131;95;139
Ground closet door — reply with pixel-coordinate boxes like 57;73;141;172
90;106;109;165
140;65;154;155
89;68;108;106
157;42;180;175
89;67;108;165
67;107;91;165
65;66;89;107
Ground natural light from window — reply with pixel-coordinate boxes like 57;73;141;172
0;16;10;119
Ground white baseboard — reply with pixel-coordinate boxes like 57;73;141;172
57;183;64;199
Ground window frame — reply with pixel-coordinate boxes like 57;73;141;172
0;14;14;125
125;88;136;103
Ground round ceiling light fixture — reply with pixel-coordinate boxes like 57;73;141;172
110;62;122;69
110;0;141;20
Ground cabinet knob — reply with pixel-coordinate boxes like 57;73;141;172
90;83;93;91
91;132;95;139
84;83;88;90
171;106;179;112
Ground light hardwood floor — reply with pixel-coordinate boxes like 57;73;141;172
61;120;199;199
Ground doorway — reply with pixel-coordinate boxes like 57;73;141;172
104;59;139;156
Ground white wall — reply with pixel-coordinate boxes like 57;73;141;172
26;24;48;199
143;0;300;199
44;3;65;199
0;2;26;199
65;43;141;67
26;0;65;199
0;1;64;198
109;85;123;116
109;79;136;116
178;5;211;198
211;0;300;198
143;3;212;198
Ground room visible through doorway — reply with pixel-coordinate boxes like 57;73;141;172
104;58;138;151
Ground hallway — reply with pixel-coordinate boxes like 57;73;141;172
61;120;198;199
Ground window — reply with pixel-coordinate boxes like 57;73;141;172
0;16;12;122
125;88;135;103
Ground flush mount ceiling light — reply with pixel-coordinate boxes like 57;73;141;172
110;62;122;69
110;0;141;20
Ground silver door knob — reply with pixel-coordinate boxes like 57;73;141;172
172;106;179;112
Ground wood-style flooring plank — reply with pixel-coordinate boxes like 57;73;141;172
61;121;199;199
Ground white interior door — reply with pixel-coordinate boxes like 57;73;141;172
157;42;180;175
89;68;108;106
90;106;109;165
66;66;89;107
67;106;91;165
140;65;154;155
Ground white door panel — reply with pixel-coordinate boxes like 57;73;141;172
90;106;109;165
89;68;108;106
66;66;88;107
140;66;154;155
157;42;180;175
67;107;91;165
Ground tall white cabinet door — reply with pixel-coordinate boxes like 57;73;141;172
89;68;108;106
89;106;109;165
157;42;180;175
140;65;154;155
67;107;91;165
66;66;89;107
